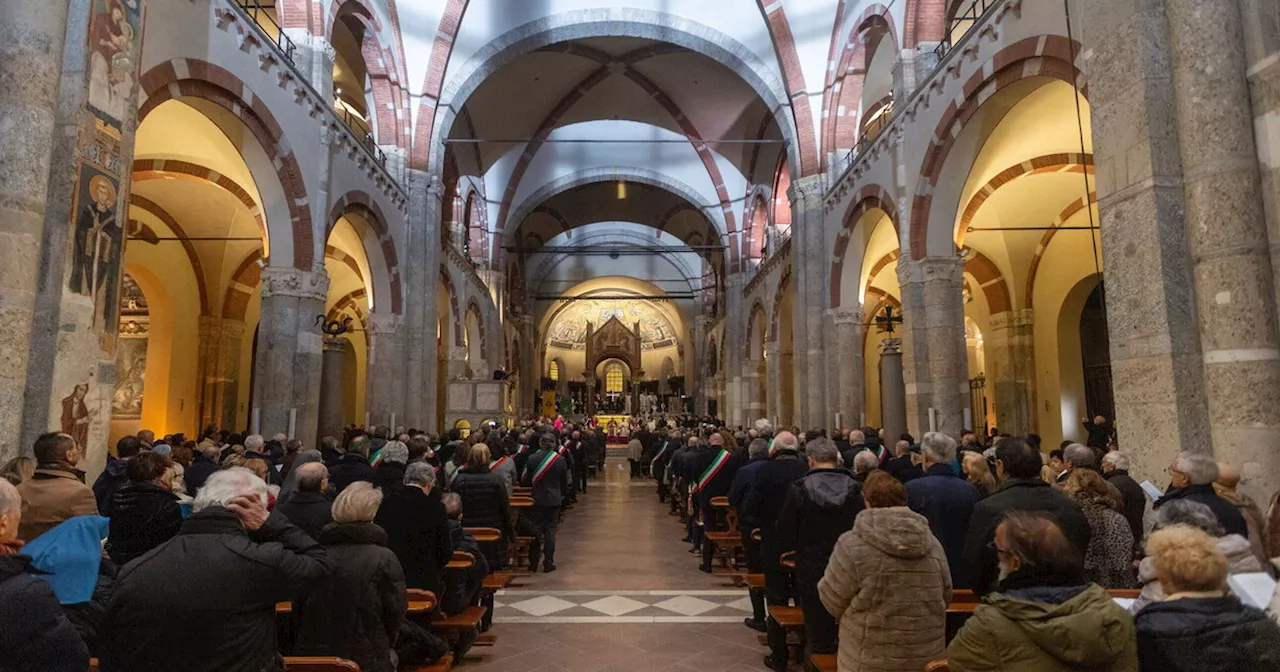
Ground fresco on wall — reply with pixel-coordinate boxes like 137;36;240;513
68;163;124;333
112;274;148;419
87;0;143;129
546;299;677;351
61;382;93;452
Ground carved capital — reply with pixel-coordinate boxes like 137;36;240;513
323;335;349;351
879;337;903;355
828;306;862;325
368;312;403;336
260;266;329;302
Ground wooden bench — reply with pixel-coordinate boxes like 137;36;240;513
704;499;743;569
283;657;362;671
808;653;837;672
464;527;502;543
925;662;950;672
446;550;475;570
405;653;454;672
768;605;806;662
482;573;512;591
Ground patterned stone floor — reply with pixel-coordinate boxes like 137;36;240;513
455;458;768;671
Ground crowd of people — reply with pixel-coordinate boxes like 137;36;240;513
2;414;1280;671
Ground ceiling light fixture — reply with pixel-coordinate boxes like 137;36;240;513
616;180;627;200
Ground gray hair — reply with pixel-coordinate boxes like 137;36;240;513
773;433;799;453
244;434;265;453
381;441;409;465
200;443;221;461
193;467;268;512
321;436;340;453
0;478;19;516
1102;451;1130;471
332;481;383;523
349;435;371;457
404;461;437;488
1152;499;1225;537
442;492;463;519
853;450;880;474
1064;443;1095;468
921;432;956;464
747;438;769;459
1174;451;1219;485
753;418;774;436
806;438;839;465
850;429;866;445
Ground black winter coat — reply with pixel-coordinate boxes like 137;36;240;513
183;452;219;495
101;508;330;672
743;453;809;570
520;448;570;507
93;458;130;514
1135;595;1280;672
0;553;89;672
907;463;981;588
777;468;864;585
375;463;407;493
330;453;378;493
294;522;407;672
451;467;514;539
1154;483;1249;539
107;482;183;566
274;491;334;541
962;477;1092;595
374;487;453;595
1104;469;1146;545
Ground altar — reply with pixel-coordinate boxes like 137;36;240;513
595;414;630;431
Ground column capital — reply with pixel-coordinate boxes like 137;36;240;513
896;254;964;286
989;308;1035;331
880;337;903;355
787;174;826;202
260;266;329;302
828;306;863;325
323;335;348;351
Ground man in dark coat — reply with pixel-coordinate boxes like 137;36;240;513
274;462;334;540
185;443;221;495
1156;451;1249;539
0;478;91;671
375;462;453;595
107;452;183;566
838;429;867;471
521;433;570;572
1082;415;1113;452
101;469;330;672
330;436;378;493
565;430;589;494
963;437;1092;596
773;438;863;665
650;431;679;502
693;432;745;572
1102;451;1147;549
907;432;981;588
727;437;770;630
884;440;924;483
93;435;143;513
742;432;810;606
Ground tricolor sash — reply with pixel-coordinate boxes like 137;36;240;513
489;456;509;472
446;461;461;481
691;449;731;494
872;444;887;463
650;441;670;470
531;451;561;484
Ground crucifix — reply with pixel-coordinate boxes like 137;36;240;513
875;305;903;334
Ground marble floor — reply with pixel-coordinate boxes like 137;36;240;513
457;458;768;672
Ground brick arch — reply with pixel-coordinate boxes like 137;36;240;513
530;206;572;239
861;290;902;350
128;194;211;315
411;0;471;170
1025;191;1097;310
132;158;268;243
324;244;365;283
327;0;411;150
138;59;314;270
768;268;793;341
908;37;1087;260
746;300;768;359
326;287;370;328
743;188;770;262
904;0;947;49
822;5;898;169
275;0;323;34
964;249;1012;314
463;190;489;264
438;267;464;346
956;153;1093;248
328;190;402;314
755;0;819;175
830;185;898;307
223;250;265;321
465;298;487;356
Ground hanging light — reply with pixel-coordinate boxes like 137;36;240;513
616;180;627;200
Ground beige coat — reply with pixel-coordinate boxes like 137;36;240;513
627;439;643;462
16;467;99;541
819;506;952;672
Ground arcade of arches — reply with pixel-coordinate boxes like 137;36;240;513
3;0;1280;513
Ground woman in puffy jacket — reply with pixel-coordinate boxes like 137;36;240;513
449;443;514;570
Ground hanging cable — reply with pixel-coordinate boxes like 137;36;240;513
1062;0;1106;309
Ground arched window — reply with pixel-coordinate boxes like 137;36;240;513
605;362;624;393
549;360;559;381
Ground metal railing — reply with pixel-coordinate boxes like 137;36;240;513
933;0;1000;61
236;0;296;65
335;105;388;168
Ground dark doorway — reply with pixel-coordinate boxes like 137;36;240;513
1079;282;1115;422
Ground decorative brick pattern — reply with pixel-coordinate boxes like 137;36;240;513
328;190;403;314
466;298;487;355
904;0;946;49
821;5;897;169
746;301;768;356
964;249;1011;313
757;0;819;176
327;287;369;327
223;250;265;321
829;185;897;307
955;153;1092;248
132;158;268;243
411;0;470;170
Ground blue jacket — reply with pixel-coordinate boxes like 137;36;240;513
907;463;980;589
23;515;110;605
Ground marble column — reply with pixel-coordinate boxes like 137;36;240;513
366;312;403;428
411;173;444;430
252;267;328;448
986;309;1037;436
764;342;782;424
0;0;73;461
318;336;347;441
879;337;907;444
516;314;536;417
788;174;829;429
830;306;864;431
898;256;967;437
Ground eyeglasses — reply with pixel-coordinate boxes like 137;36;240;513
987;540;1016;558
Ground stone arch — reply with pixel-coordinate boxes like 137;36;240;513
823;5;899;167
768;268;793;341
904;0;947;49
138;59;314;269
131;158;268;243
964;249;1012;314
743;188;770;263
746;300;768;360
908;37;1087;260
128;194;211;316
327;0;410;149
528;231;700;289
1025;192;1097;310
327;190;402;314
861;290;902;351
465;298;487;363
830;185;898;307
463;190;489;265
956;153;1093;248
326;287;370;328
223;250;265;321
754;1;819;175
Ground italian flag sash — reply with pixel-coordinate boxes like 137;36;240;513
515;444;528;456
691;449;731;494
872;444;887;463
489;456;509;472
650;441;670;469
531;451;561;484
446;461;461;481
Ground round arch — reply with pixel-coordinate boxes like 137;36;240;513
327;191;402;314
831;186;898;308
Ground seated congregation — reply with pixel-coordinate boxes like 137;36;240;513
0;422;601;672
644;420;1280;672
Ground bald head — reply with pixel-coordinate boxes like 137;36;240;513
773;431;799;453
296;462;329;493
1215;462;1241;490
709;433;725;447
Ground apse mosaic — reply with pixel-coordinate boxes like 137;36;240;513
547;299;677;351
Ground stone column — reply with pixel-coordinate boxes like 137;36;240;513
764;342;782;424
318;336;347;440
724;273;747;428
366;312;403;428
830;306;864;430
898;256;967;437
986;309;1037;436
410;173;444;430
516;314;536;417
880;337;907;444
788;175;829;429
253;267;328;448
744;358;765;420
197;317;245;432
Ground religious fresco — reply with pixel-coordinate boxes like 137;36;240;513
112;274;149;419
87;0;143;129
68;163;124;333
546;299;677;351
61;382;93;452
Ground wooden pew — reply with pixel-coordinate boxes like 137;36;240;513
463;527;502;543
925;662;950;672
404;653;455;672
703;497;743;569
283;657;361;671
768;605;806;663
808;653;837;672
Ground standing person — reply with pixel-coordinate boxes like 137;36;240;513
1082;415;1113;453
521;434;570;573
330;436;378;493
692;432;744;572
294;482;406;672
769;439;863;669
0;478;91;671
106;451;183;566
819;471;951;672
100;469;331;672
565;431;589;494
1063;469;1137;588
883;440;923;483
16;433;99;542
907;432;981;589
93;435;142;513
373;441;409;494
650;431;677;503
185;442;221;496
1214;462;1271;566
728;437;770;631
627;436;644;478
375;463;453;596
273;462;334;541
451;444;515;571
1102;451;1147;550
